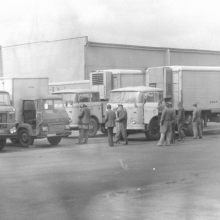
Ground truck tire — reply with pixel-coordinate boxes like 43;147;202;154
145;119;160;141
0;139;6;150
47;136;62;145
19;129;34;147
89;118;98;137
184;120;194;136
10;137;20;144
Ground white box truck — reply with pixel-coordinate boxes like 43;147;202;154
0;78;71;147
146;66;220;135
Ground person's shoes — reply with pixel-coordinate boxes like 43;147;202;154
177;139;182;141
114;141;120;144
157;143;163;146
193;137;197;139
123;142;128;145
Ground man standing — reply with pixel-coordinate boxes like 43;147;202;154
77;104;91;144
192;103;203;139
157;102;174;146
169;102;176;144
105;104;116;147
114;104;128;145
177;102;186;142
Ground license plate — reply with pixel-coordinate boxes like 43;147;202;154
47;133;56;137
0;130;4;133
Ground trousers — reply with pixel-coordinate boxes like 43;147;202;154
107;127;114;147
78;128;89;144
115;123;128;144
193;119;202;138
178;122;186;139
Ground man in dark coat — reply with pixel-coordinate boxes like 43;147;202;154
192;103;203;139
77;104;91;144
157;102;174;146
177;102;186;141
105;104;116;147
114;104;128;145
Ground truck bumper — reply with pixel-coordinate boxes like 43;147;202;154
38;131;72;138
0;133;17;139
69;124;79;131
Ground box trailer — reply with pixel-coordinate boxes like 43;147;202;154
146;66;220;135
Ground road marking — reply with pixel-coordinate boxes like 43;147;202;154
120;159;129;170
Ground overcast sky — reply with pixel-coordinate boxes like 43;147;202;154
1;0;220;50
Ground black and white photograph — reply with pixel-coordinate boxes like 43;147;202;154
1;0;220;219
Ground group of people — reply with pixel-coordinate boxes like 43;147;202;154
157;101;203;146
76;103;128;146
76;101;203;147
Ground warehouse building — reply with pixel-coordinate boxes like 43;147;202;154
1;36;220;82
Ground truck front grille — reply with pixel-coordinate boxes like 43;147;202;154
0;113;7;128
49;124;65;133
92;73;104;85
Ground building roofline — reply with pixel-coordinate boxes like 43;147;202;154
87;41;220;55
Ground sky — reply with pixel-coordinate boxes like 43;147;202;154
1;0;220;50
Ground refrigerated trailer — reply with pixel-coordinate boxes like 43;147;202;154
90;69;146;100
146;66;220;135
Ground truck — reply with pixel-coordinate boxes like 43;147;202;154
0;77;71;147
0;90;17;150
50;69;146;137
53;89;107;137
146;66;220;135
107;86;163;140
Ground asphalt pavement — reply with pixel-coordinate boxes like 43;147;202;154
1;122;220;220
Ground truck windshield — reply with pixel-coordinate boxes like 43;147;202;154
109;92;124;103
62;93;77;107
143;91;163;103
0;93;10;106
109;91;143;103
122;92;143;103
40;100;66;113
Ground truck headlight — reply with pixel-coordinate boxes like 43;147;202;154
65;125;71;130
42;126;48;132
10;127;16;134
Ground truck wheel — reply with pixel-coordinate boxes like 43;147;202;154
19;129;34;147
0;139;6;150
89;118;98;137
184;120;194;136
47;136;62;145
10;137;20;144
145;119;160;140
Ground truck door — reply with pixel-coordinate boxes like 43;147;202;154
144;92;159;124
23;100;37;128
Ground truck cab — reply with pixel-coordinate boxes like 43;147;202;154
53;89;106;137
14;95;71;147
108;86;163;140
0;91;16;150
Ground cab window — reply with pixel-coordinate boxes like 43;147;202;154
78;93;90;102
91;93;99;102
